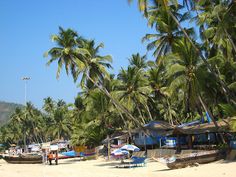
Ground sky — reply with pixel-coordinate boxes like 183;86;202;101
0;0;154;108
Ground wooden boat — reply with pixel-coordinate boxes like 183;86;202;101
3;154;42;164
166;150;224;169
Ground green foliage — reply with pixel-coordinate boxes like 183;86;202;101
2;1;236;147
218;104;236;118
230;117;236;131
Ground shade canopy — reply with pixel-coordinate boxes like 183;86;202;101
121;144;140;152
111;149;129;156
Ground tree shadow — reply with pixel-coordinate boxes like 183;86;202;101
95;161;121;167
48;158;83;165
154;168;172;172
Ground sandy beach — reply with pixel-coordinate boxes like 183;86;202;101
0;158;236;177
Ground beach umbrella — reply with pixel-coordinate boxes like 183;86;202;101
121;144;140;152
111;149;129;156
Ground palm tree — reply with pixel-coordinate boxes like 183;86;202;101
45;27;144;127
117;63;151;124
142;4;193;59
163;38;225;141
145;60;178;124
43;97;55;114
75;38;113;88
196;1;236;56
128;53;148;70
129;0;236;105
48;100;71;140
44;26;81;81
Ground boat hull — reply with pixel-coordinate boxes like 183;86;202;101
166;150;223;169
3;155;42;164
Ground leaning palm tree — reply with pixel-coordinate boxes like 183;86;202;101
44;26;81;81
128;0;236;105
164;38;225;142
45;27;143;127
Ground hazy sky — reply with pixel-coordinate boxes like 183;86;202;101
0;0;154;108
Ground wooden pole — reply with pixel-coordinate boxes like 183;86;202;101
107;135;110;160
188;135;193;149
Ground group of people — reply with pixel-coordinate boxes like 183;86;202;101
47;151;58;165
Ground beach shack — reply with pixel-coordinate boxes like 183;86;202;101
102;131;130;148
133;121;174;149
167;119;231;151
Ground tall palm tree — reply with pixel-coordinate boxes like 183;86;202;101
143;4;193;59
44;26;81;81
117;64;151;124
146;60;178;124
45;27;144;127
129;0;236;105
75;38;113;88
164;38;225;141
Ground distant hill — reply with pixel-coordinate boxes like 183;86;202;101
0;101;24;126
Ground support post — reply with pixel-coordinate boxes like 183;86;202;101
107;135;110;160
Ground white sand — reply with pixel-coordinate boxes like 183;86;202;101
0;158;236;177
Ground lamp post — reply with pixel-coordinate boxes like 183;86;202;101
21;77;30;106
21;77;30;153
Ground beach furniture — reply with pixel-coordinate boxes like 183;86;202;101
115;157;147;168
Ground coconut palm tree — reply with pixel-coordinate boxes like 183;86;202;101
117;64;151;124
47;100;71;140
45;27;144;127
129;0;236;105
143;4;193;59
44;27;80;81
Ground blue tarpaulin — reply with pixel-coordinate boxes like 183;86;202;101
206;112;212;123
61;150;77;157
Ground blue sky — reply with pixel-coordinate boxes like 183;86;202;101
0;0;154;108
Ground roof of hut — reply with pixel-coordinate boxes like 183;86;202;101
143;121;174;135
170;119;230;135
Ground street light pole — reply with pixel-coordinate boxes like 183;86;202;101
21;77;30;153
21;77;30;106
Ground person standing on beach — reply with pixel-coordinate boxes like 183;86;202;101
48;152;54;165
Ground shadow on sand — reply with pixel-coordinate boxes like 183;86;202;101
95;161;121;167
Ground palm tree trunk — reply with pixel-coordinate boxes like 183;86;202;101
137;106;146;124
31;122;40;144
198;95;225;143
85;73;143;127
107;134;110;160
58;130;60;140
144;104;153;121
166;98;174;126
114;104;133;143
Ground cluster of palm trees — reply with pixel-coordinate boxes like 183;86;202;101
0;99;72;147
1;0;236;147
